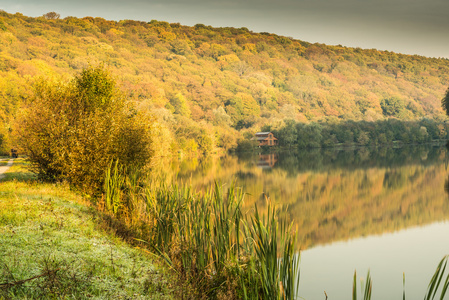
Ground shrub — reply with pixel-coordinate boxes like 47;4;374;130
14;66;153;196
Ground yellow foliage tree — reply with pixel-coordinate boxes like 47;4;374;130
14;66;154;196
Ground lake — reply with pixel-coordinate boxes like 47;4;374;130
155;145;449;299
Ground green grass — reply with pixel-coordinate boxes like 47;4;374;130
1;158;36;181
0;158;9;167
0;166;173;299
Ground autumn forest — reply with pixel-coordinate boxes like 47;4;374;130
1;11;449;155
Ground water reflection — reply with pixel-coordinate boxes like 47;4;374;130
153;145;449;249
152;145;449;299
256;153;278;169
300;222;449;300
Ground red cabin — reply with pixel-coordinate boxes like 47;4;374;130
253;132;278;147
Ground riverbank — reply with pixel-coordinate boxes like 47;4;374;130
1;158;301;299
0;159;174;299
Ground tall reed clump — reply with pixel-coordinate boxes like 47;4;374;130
104;165;300;299
352;270;372;300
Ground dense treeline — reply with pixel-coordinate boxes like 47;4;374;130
1;11;449;154
260;118;449;150
239;145;445;174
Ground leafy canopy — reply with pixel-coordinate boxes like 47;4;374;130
15;66;154;195
442;87;449;116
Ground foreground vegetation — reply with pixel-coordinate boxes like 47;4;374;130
0;158;300;299
103;160;300;299
0;159;173;299
14;66;154;196
3;157;449;299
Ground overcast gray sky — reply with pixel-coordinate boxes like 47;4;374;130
1;0;448;58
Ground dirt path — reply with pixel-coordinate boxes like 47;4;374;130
0;159;14;180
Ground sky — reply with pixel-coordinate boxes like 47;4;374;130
1;0;448;59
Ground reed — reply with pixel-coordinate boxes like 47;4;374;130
248;204;300;299
103;163;300;299
351;257;449;300
104;160;124;214
424;255;449;300
352;270;372;300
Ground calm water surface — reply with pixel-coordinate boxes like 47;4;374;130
158;145;449;299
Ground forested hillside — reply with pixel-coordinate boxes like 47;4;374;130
1;11;449;155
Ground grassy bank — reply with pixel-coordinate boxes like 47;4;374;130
0;159;173;299
2;158;449;300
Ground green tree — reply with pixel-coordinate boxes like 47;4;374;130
442;87;449;116
170;93;191;117
212;106;232;127
296;123;322;148
225;93;260;127
380;97;405;117
43;12;60;20
15;66;153;195
279;119;297;148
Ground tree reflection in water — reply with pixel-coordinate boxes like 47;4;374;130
153;145;449;249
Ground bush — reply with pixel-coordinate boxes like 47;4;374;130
235;139;257;153
14;66;153;196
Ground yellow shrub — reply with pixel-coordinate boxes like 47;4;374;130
14;66;154;196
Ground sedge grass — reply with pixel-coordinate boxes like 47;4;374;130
104;163;301;299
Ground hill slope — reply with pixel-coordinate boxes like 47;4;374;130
0;11;449;153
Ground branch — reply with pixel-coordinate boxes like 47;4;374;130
0;268;61;288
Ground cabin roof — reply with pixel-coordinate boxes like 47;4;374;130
255;132;271;136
